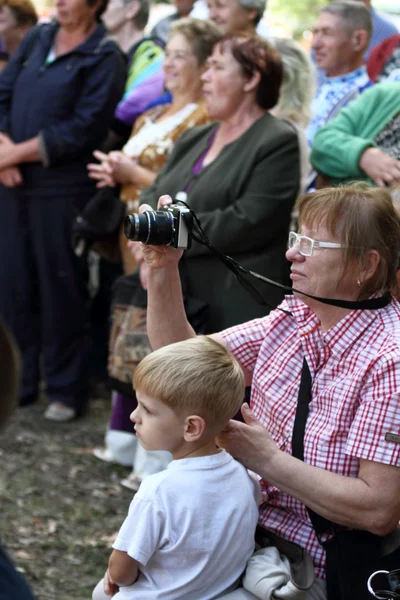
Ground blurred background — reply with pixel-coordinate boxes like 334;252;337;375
29;0;400;45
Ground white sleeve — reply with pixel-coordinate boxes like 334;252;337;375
112;493;165;566
248;470;262;507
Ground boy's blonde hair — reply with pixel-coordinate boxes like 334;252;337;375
133;336;245;428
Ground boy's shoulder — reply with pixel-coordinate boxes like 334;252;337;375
135;451;258;505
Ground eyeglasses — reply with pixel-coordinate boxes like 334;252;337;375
288;231;343;257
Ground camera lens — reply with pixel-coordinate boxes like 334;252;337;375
124;211;174;246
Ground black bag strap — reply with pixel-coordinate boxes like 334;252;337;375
292;358;334;535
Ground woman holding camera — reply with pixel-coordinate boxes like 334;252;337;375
137;34;300;332
138;184;400;599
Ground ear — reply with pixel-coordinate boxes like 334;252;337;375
243;69;261;93
246;7;258;25
183;415;206;442
359;249;380;285
351;29;369;52
125;0;140;20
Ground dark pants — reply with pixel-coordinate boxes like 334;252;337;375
0;186;90;409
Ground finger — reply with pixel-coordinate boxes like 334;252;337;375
374;177;385;188
87;163;105;172
241;403;260;425
139;203;154;214
88;171;107;181
158;195;173;209
93;150;108;161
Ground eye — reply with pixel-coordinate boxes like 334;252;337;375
142;404;151;414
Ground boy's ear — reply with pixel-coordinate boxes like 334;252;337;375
183;415;206;442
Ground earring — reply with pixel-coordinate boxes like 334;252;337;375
357;279;362;287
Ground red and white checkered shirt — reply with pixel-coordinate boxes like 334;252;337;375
221;295;400;579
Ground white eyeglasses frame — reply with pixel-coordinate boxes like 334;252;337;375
288;231;343;257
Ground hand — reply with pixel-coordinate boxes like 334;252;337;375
108;152;138;185
128;196;184;271
87;149;116;188
216;404;278;473
104;568;119;596
359;148;400;187
0;133;20;170
0;166;22;187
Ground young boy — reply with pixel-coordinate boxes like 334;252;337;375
93;336;260;600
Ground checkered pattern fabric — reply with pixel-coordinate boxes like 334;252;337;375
221;295;400;578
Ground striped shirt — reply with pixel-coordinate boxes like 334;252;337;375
221;295;400;578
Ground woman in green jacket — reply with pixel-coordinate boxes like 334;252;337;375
311;82;400;188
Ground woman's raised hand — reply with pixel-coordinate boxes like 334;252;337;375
127;196;184;272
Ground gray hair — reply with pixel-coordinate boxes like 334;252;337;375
237;0;266;25
271;37;315;127
321;1;372;43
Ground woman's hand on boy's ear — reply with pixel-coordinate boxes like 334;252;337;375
216;404;278;474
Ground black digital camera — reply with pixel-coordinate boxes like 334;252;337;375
124;195;193;250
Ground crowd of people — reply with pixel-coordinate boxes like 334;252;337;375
0;0;399;597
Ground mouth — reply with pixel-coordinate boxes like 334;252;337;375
290;270;304;280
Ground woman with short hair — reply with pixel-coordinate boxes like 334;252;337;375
137;34;300;331
140;183;400;599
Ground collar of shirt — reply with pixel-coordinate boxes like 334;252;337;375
285;294;380;365
320;65;368;87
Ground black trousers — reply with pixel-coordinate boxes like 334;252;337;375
0;186;90;409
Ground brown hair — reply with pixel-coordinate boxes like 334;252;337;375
214;35;283;110
169;17;222;66
133;336;245;429
297;184;400;297
86;0;110;22
0;0;37;27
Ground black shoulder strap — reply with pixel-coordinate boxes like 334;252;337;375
292;358;335;535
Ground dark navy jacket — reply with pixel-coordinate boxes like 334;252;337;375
0;21;126;195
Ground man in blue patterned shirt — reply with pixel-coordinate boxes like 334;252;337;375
307;1;373;146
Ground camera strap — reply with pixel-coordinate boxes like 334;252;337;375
184;203;392;313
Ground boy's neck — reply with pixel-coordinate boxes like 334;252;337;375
172;438;220;461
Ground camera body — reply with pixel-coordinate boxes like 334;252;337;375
124;201;193;250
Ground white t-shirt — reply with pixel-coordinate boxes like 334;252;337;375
112;450;260;599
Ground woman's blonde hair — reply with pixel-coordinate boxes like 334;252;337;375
169;18;222;66
297;183;400;297
271;37;315;127
133;336;244;428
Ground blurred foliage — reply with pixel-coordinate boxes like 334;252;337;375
268;0;327;38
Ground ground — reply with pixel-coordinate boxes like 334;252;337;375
0;394;134;600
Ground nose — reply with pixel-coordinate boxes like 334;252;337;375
209;6;217;19
286;244;304;263
312;33;322;50
130;408;139;424
201;69;210;83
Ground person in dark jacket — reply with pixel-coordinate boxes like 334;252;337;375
0;0;126;421
135;35;300;333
